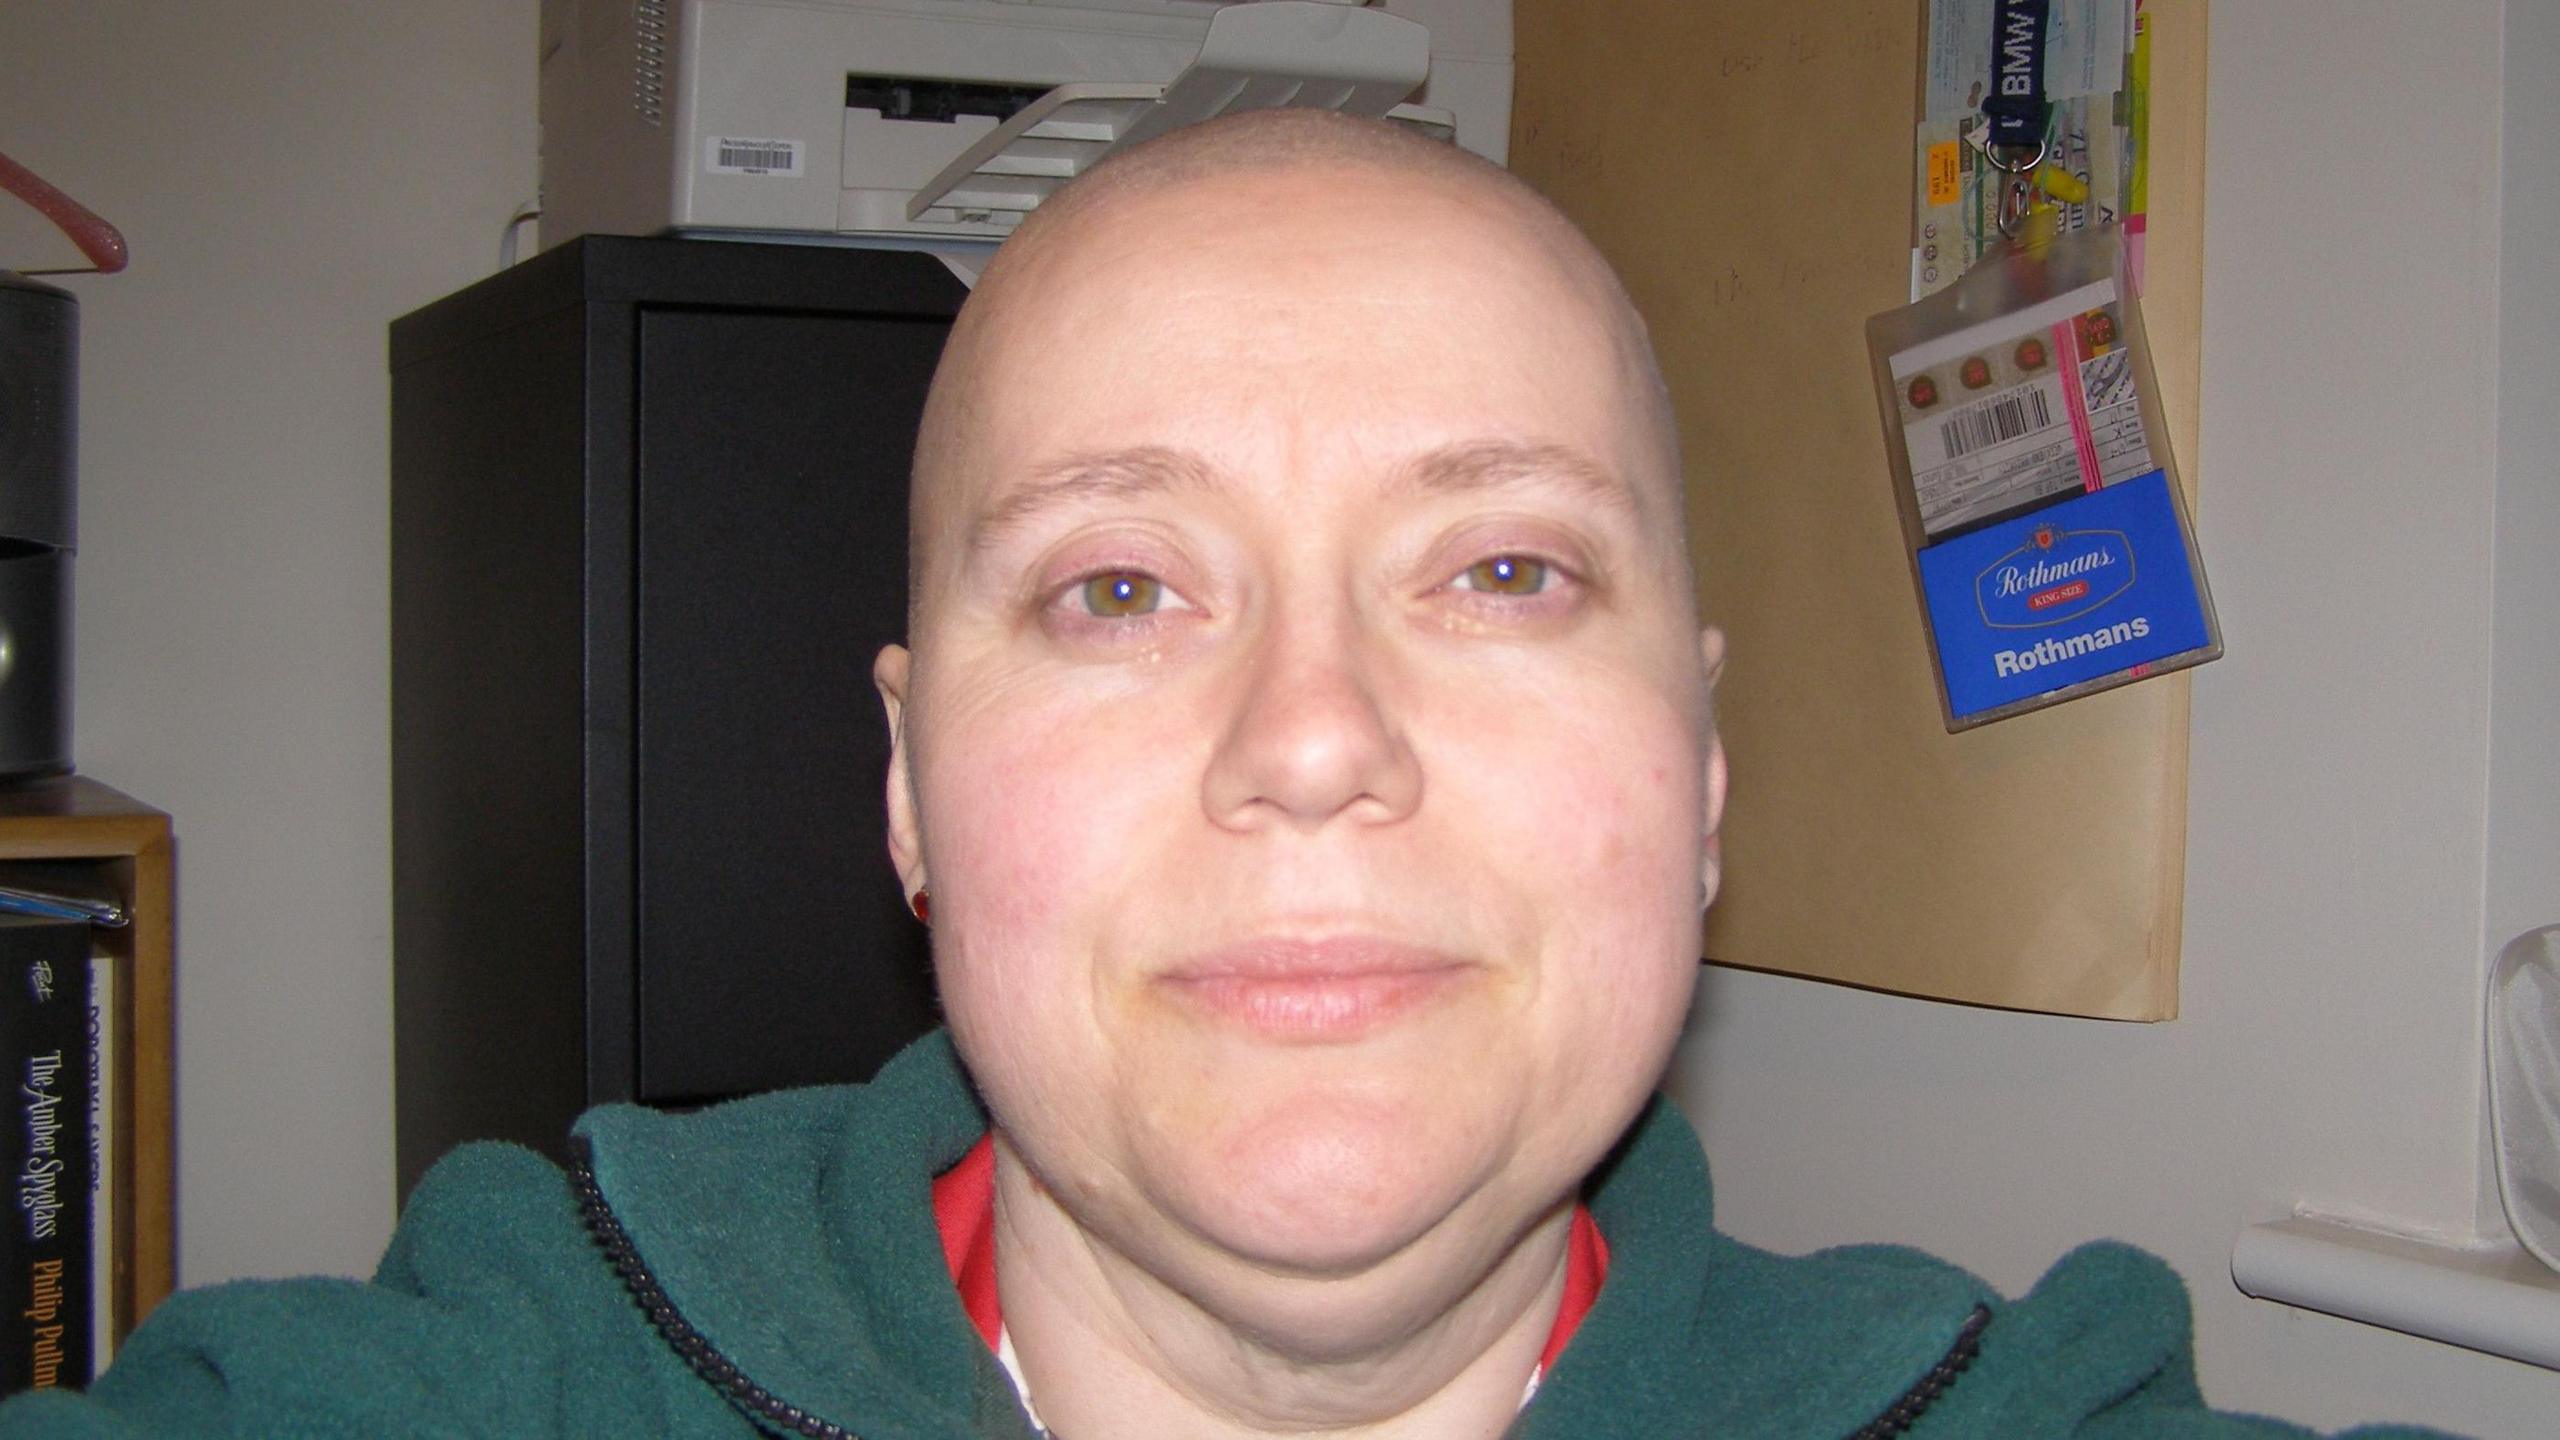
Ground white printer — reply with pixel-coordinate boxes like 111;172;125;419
537;0;1513;254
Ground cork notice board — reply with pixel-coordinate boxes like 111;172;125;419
1510;2;2207;1019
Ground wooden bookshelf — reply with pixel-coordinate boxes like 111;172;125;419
0;778;172;1348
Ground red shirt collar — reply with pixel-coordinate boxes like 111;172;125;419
931;1135;1609;1375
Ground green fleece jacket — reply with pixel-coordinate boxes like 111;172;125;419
0;1032;2458;1438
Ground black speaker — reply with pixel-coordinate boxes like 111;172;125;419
389;237;969;1199
0;271;76;779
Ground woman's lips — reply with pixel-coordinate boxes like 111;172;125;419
1159;938;1470;1042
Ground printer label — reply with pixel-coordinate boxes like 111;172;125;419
706;136;805;178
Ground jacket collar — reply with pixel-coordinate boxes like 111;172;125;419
1519;1098;1994;1439
575;1032;1993;1440
576;1031;1028;1438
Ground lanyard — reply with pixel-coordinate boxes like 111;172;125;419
1979;0;2053;236
1981;0;2053;153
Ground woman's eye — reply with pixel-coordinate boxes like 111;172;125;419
1079;571;1166;617
1453;555;1551;596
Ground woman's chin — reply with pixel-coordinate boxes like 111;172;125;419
1132;1082;1516;1279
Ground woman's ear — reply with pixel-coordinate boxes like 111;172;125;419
1699;627;1728;910
875;643;924;898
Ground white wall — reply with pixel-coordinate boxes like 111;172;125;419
3;0;2555;1433
2491;0;2560;996
0;1;535;1283
1673;3;2559;1436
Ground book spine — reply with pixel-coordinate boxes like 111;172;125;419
85;951;114;1372
0;918;93;1393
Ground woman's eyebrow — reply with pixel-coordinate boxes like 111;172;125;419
960;438;1638;559
965;446;1225;556
1387;439;1642;521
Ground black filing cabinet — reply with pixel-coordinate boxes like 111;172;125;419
390;236;966;1200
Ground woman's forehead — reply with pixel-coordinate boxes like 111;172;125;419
993;163;1615;347
918;165;1668;524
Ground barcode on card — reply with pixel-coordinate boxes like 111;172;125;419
706;137;804;177
1940;388;2054;461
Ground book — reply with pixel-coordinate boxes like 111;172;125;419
0;915;93;1393
0;864;129;929
85;951;114;1369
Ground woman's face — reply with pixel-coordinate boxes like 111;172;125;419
880;166;1722;1314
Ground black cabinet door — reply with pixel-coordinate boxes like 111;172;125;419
392;238;967;1200
633;307;943;1104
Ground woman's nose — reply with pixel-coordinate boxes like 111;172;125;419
1200;612;1423;831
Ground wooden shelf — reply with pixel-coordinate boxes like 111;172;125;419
0;777;172;1348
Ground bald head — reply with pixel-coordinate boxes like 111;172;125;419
906;109;1684;616
993;106;1544;262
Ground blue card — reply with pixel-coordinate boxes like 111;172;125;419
1916;468;2215;723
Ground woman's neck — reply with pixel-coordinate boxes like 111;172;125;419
988;1148;1576;1440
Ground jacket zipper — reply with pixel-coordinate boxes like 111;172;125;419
569;1148;864;1440
1842;1303;1992;1440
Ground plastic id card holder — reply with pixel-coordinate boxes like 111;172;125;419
1867;226;2220;730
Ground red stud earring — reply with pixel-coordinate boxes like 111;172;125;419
909;889;931;926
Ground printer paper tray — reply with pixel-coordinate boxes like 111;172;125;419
908;0;1451;226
